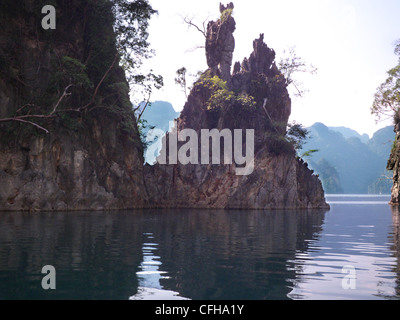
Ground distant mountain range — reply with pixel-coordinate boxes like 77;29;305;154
302;123;395;194
328;126;370;144
141;100;180;133
141;101;180;164
141;102;395;194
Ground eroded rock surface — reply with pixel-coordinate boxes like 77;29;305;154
205;2;236;83
0;2;146;211
0;2;329;211
387;121;400;205
143;3;329;210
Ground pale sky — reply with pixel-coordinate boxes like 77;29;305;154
141;0;400;137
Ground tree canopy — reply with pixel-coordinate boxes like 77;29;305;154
371;40;400;123
278;47;318;98
111;0;163;101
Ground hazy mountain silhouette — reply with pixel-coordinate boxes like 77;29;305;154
302;123;394;194
141;101;180;164
328;126;370;144
141;102;394;195
141;101;180;132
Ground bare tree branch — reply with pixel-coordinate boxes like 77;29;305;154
0;83;72;134
0;117;50;134
50;84;74;115
278;47;317;99
262;98;280;134
80;53;118;111
136;93;151;122
16;104;34;114
1;54;118;134
181;14;207;38
185;45;206;53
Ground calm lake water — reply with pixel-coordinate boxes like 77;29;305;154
0;194;399;300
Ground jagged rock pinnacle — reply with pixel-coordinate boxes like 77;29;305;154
205;2;236;83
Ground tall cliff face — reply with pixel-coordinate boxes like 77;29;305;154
144;3;329;210
0;1;147;211
387;120;400;205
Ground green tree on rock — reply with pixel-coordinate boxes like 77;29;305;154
371;40;400;123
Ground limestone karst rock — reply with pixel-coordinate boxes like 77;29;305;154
205;2;235;83
143;3;329;210
0;2;147;211
0;2;329;211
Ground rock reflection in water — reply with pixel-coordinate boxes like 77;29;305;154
149;209;327;300
390;206;400;298
0;209;328;299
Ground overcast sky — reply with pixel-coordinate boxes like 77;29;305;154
141;0;400;137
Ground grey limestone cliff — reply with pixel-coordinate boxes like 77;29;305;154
0;2;329;211
0;1;147;211
387;120;400;205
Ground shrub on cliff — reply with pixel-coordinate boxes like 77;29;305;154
195;74;256;111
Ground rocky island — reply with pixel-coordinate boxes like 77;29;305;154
0;2;329;211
